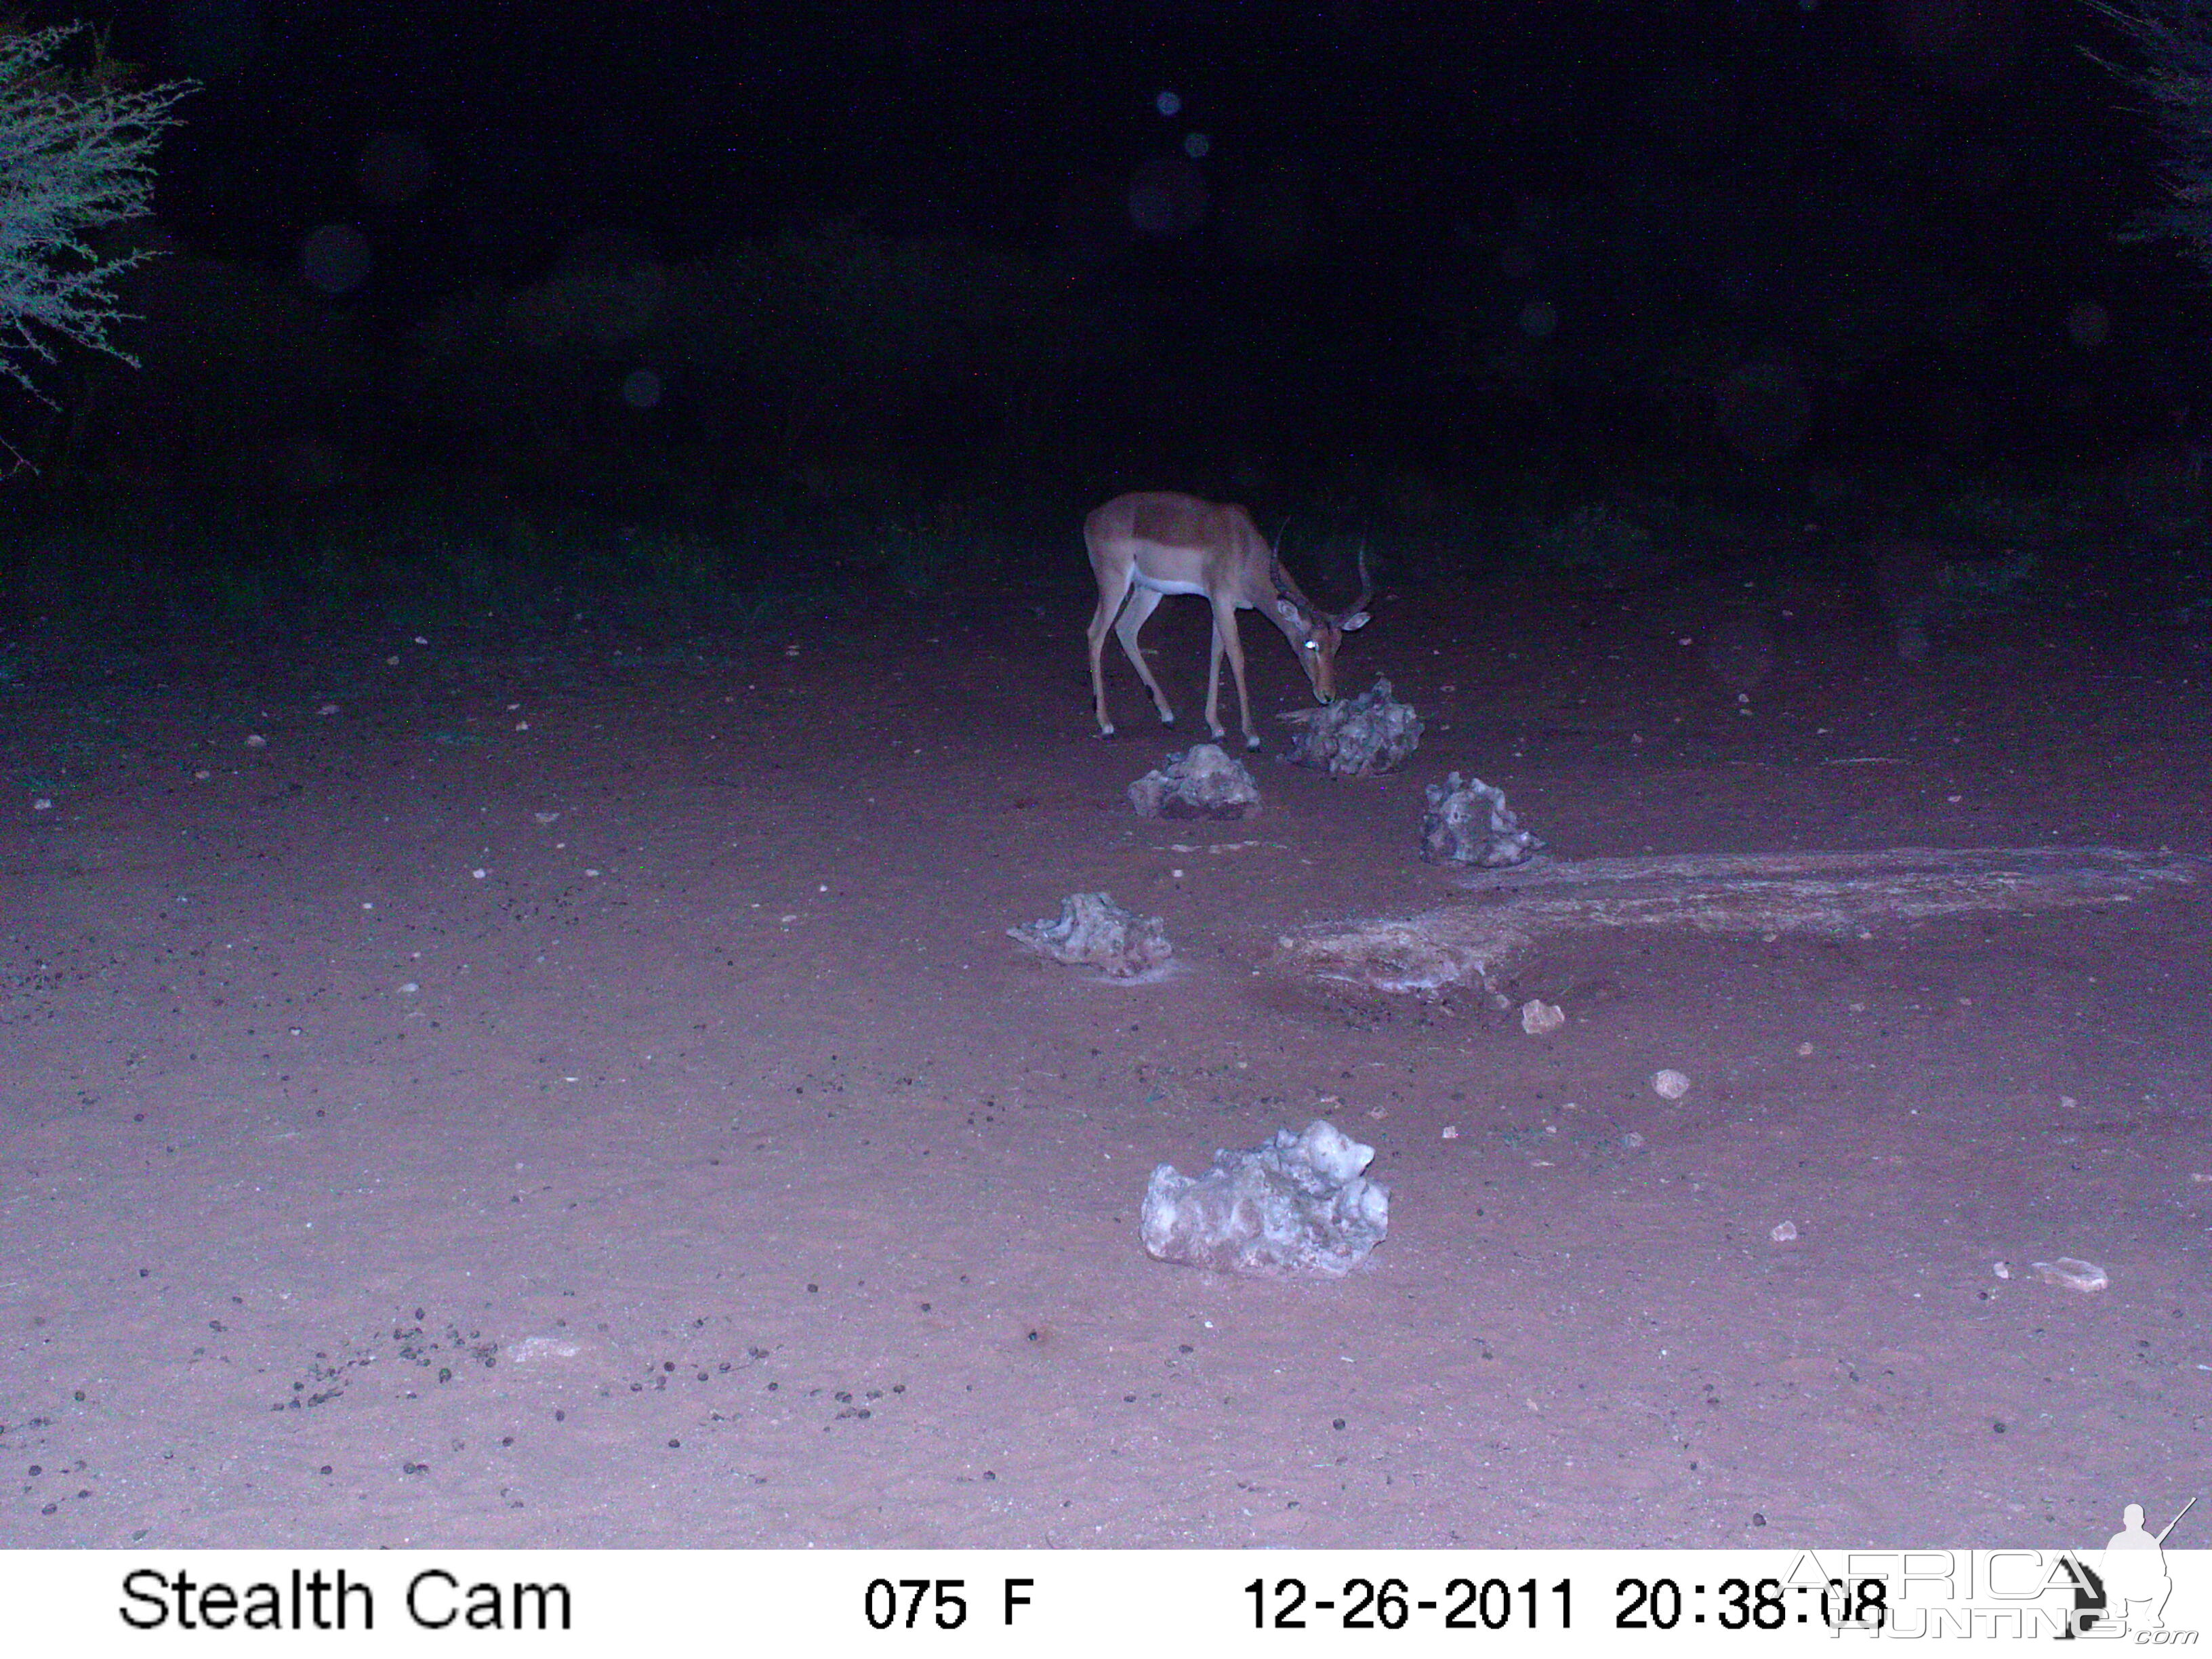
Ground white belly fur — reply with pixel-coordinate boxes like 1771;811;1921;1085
1130;562;1240;602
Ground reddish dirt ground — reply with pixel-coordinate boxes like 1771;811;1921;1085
4;558;2209;1549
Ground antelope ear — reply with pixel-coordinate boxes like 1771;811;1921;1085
1340;610;1371;632
1273;598;1301;623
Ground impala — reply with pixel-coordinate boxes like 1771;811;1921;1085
1083;491;1372;750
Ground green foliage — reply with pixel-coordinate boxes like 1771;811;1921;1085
0;23;192;419
2088;3;2212;276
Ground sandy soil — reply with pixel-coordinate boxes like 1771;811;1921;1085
4;555;2209;1550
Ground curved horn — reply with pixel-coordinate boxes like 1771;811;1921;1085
1339;541;1373;622
1274;520;1300;610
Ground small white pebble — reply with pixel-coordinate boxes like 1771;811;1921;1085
1994;1261;2011;1279
1441;1126;1459;1140
1770;1221;1798;1244
1795;1041;1814;1057
316;703;339;716
398;982;419;995
31;797;51;811
1519;999;1565;1036
1652;1068;1692;1101
1622;1131;1645;1149
245;734;267;748
2032;1257;2108;1292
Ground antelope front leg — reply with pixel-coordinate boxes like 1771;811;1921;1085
1210;606;1262;750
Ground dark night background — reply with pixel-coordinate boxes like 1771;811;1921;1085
7;0;2211;632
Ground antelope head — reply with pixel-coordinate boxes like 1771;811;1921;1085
1271;543;1372;704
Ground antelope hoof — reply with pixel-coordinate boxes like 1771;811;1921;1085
1097;722;1116;739
1244;734;1263;752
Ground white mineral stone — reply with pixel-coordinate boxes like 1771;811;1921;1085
1126;743;1263;819
507;1336;583;1364
2032;1256;2108;1292
1282;678;1423;777
1520;998;1566;1035
1008;891;1172;978
1140;1119;1390;1277
1422;773;1547;867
